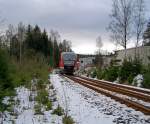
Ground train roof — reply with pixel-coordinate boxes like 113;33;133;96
62;52;76;55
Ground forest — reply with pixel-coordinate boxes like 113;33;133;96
0;23;72;111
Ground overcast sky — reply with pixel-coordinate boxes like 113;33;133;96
0;0;150;54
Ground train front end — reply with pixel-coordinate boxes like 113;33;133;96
60;52;77;74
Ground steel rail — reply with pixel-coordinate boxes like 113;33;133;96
78;76;150;95
64;75;150;115
75;76;150;102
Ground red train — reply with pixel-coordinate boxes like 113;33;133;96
59;52;79;74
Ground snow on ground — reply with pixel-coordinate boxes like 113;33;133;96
0;73;150;124
50;74;150;124
1;85;62;124
14;87;61;124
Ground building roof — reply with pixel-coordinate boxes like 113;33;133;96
115;46;150;52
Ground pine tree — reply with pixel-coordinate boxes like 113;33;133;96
0;49;14;109
49;37;54;68
33;25;42;52
54;39;59;67
41;29;48;57
25;24;33;50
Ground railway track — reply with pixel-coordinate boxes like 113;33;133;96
76;76;150;102
63;75;150;115
78;76;150;95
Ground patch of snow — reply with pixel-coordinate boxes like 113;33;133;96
1;85;63;124
50;74;150;124
2;96;11;105
132;74;143;87
113;78;119;84
50;74;114;124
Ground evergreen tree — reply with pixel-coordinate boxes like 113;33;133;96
53;39;59;67
33;25;42;52
41;29;48;57
49;37;54;68
11;35;20;60
25;24;33;50
0;49;14;110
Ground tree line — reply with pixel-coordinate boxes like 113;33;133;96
0;23;72;110
0;23;72;67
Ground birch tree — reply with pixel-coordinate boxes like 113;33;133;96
96;36;103;53
95;36;103;68
17;22;25;64
108;0;133;57
6;24;16;55
133;0;146;56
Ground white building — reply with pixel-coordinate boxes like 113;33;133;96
115;46;150;65
79;57;95;69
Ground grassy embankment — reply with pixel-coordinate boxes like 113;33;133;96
11;56;49;88
0;49;49;111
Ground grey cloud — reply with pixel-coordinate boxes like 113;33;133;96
0;0;111;30
0;0;150;53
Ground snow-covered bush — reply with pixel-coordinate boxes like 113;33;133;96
132;74;143;87
94;58;144;85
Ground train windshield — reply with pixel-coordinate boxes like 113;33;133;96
63;53;76;61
